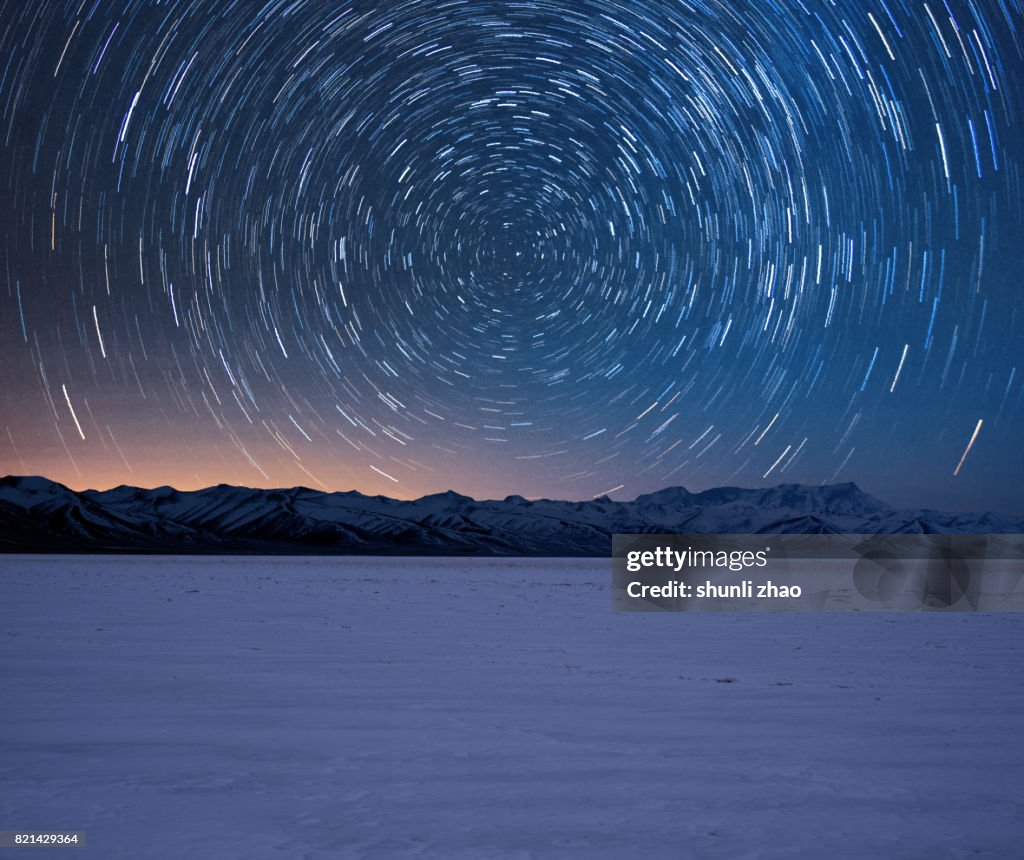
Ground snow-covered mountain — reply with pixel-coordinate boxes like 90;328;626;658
0;475;1020;555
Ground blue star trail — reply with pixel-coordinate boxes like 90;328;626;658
0;0;1022;512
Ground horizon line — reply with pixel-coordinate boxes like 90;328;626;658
1;472;895;509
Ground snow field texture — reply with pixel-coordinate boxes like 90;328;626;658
1;554;1021;858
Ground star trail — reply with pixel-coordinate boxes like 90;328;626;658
1;0;1022;512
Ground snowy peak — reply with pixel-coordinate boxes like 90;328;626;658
415;490;476;507
633;486;696;505
1;476;1020;556
736;482;890;515
1;475;70;492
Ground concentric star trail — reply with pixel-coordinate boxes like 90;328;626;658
1;0;1022;511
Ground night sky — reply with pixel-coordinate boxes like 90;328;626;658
1;0;1022;512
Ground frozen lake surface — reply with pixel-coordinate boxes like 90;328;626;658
2;555;1022;858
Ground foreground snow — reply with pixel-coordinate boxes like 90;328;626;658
1;555;1021;859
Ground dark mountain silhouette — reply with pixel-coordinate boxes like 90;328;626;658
1;476;1020;556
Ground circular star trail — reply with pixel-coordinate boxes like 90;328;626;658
1;0;1022;510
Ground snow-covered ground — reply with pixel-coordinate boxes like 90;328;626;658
1;555;1021;859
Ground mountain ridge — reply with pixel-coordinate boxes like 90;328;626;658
1;475;1020;556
